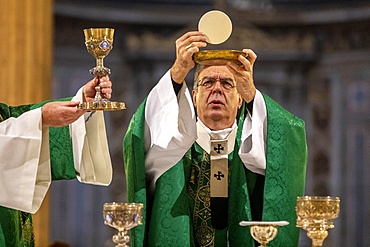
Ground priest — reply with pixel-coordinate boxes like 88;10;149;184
0;76;113;247
124;31;308;246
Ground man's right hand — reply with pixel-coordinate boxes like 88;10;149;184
41;101;87;128
170;31;207;84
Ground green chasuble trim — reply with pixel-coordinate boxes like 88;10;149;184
123;94;307;247
0;99;78;247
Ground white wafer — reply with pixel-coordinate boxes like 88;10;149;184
198;10;232;45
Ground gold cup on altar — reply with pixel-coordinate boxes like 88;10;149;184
239;221;289;247
296;196;340;247
103;202;144;247
80;28;125;111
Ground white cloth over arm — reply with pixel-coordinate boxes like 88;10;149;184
0;88;112;214
71;87;112;186
238;90;267;175
144;70;197;190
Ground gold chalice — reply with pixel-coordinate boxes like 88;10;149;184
103;202;144;247
80;28;125;110
239;221;289;247
296;196;340;247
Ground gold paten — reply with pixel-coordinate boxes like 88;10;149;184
193;50;247;65
296;196;340;247
79;28;125;111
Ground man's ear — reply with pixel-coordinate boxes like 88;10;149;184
238;94;243;109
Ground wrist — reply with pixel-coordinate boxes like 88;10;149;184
170;65;185;84
244;88;256;103
41;105;50;128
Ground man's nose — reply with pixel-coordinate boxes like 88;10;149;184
211;80;223;93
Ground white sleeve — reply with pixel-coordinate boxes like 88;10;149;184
0;108;51;214
70;87;113;186
145;70;197;189
238;90;267;176
0;88;113;213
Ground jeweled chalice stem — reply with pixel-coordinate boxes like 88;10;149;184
112;229;130;247
307;228;328;247
90;57;111;104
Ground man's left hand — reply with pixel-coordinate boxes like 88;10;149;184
226;49;257;103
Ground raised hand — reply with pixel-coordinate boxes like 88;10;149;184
170;31;207;84
226;49;257;103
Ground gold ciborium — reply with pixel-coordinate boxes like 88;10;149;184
296;196;340;247
239;221;289;247
80;28;125;110
103;202;144;247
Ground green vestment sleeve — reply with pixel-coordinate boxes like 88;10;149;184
123;99;148;247
123;94;307;247
261;94;308;246
0;99;78;247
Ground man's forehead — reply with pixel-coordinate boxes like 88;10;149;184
199;65;233;78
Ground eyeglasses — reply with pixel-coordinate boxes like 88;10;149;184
197;77;236;91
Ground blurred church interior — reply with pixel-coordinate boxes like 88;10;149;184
1;0;369;246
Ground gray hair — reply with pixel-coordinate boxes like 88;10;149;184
193;63;211;91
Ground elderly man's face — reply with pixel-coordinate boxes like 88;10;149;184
192;65;242;130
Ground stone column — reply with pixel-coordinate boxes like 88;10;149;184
0;0;53;246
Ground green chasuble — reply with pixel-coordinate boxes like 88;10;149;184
124;94;308;247
0;99;77;247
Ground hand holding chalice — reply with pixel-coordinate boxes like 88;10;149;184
80;28;125;111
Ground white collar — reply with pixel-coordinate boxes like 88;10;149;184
196;119;237;154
